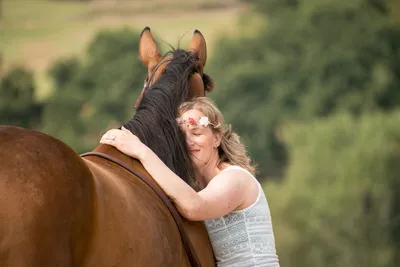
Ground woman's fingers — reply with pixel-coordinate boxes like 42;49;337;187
99;128;144;159
100;129;121;144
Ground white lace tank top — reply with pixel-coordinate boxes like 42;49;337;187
203;166;280;267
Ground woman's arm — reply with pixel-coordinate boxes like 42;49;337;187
100;127;247;221
139;146;247;220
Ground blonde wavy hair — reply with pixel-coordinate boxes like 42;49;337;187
178;97;256;176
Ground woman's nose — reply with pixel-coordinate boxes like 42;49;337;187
186;135;194;145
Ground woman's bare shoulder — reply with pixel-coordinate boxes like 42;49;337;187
212;165;255;186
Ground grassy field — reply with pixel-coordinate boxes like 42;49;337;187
0;0;247;99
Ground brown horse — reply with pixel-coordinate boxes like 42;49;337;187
0;27;216;267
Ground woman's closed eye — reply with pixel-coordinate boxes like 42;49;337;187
191;129;203;136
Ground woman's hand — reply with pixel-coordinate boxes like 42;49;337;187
100;126;148;160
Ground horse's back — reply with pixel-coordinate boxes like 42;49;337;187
0;126;95;267
0;126;215;267
82;155;215;267
82;156;192;266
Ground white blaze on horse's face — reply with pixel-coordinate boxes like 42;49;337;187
135;27;209;108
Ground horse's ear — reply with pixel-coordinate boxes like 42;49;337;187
188;29;207;73
139;27;161;67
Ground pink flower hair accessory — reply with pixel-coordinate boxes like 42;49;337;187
176;116;211;127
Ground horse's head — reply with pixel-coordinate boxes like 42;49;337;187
135;27;214;108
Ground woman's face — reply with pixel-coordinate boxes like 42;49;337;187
179;109;220;170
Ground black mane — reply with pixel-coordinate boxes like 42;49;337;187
123;49;202;187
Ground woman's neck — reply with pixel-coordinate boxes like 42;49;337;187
198;151;230;187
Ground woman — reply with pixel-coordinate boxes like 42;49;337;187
100;97;280;267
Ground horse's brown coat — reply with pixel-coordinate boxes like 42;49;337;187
0;28;215;267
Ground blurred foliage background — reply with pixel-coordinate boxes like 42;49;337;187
1;0;400;266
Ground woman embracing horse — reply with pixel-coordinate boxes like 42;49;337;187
0;27;215;267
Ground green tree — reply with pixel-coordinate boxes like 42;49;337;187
41;28;147;152
209;0;400;178
0;67;42;128
265;111;400;267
